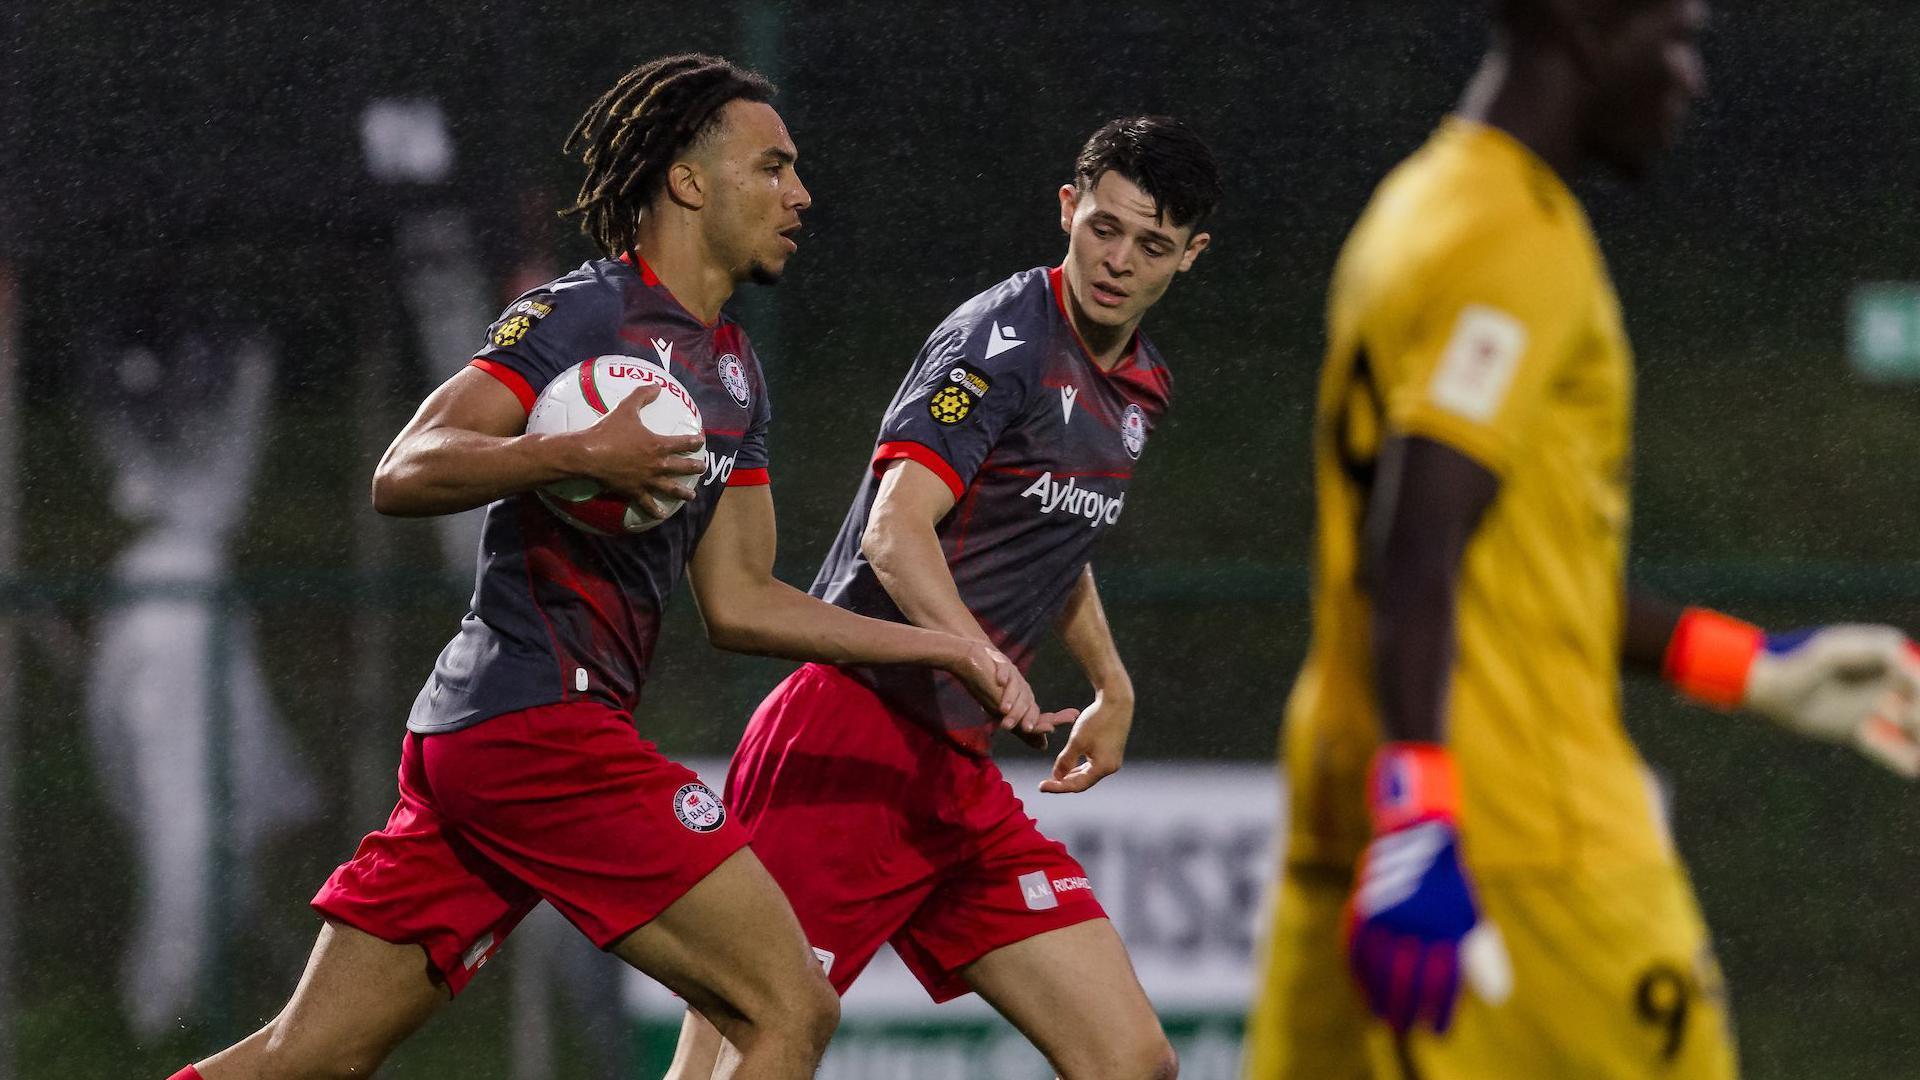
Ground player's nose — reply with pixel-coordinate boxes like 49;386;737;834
788;171;812;212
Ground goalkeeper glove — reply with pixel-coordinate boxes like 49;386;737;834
1665;608;1920;777
1346;743;1510;1034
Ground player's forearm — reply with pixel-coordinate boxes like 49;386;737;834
1621;587;1684;675
704;578;968;669
1367;437;1498;745
1371;560;1458;745
862;511;992;643
1056;566;1134;703
372;428;589;517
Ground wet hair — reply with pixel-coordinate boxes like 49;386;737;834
1073;116;1222;233
559;53;777;258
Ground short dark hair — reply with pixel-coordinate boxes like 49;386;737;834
559;54;777;258
1073;116;1222;232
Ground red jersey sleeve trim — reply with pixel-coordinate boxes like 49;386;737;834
727;467;771;487
470;357;537;415
873;440;965;502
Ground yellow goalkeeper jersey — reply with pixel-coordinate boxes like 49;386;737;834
1284;118;1670;873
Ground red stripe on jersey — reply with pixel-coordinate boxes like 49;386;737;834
579;360;610;414
727;467;770;487
873;441;965;502
619;251;717;328
471;358;538;415
618;250;662;287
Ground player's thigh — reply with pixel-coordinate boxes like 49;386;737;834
962;919;1175;1080
610;846;835;1041
198;920;448;1079
1382;863;1736;1080
1241;862;1372;1080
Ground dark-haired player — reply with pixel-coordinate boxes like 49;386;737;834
169;55;1051;1080
668;117;1217;1080
1245;2;1920;1077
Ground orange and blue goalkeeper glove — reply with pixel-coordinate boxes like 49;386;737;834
1344;742;1507;1034
1665;608;1920;777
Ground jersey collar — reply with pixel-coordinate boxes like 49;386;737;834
618;250;720;329
1048;265;1139;376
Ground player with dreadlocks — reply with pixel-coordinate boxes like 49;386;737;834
167;54;1056;1080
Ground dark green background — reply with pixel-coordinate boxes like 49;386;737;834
7;2;1920;1075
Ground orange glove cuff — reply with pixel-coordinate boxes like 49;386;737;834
1663;607;1763;710
1367;742;1462;834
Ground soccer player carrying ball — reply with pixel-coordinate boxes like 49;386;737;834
1243;2;1920;1078
667;117;1218;1080
168;55;1050;1080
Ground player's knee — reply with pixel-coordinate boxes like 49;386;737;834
733;967;837;1058
1060;1033;1177;1080
1143;1038;1180;1080
787;969;839;1055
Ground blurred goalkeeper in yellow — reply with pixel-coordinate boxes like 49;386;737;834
1244;1;1920;1077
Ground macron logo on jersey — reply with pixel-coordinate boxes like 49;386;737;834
985;321;1024;359
652;337;675;368
1022;471;1124;528
1059;384;1079;424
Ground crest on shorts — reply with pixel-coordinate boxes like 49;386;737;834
1120;403;1147;459
673;782;726;833
487;293;554;348
718;354;751;408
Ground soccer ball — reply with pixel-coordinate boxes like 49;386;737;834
524;355;705;535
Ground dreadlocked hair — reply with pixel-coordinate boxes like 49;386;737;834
560;54;777;258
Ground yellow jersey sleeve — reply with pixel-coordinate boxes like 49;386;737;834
1384;221;1589;475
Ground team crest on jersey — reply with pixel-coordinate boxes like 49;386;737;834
928;362;992;425
717;354;751;408
1121;403;1147;459
672;782;726;833
487;293;554;348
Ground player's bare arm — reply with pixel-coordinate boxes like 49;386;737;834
688;479;1039;728
371;364;706;519
1040;565;1134;794
1367;434;1498;744
862;457;1075;743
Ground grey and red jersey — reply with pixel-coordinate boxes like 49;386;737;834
812;266;1171;753
407;255;772;734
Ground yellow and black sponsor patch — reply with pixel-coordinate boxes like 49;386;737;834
929;385;974;424
487;293;555;349
928;361;992;424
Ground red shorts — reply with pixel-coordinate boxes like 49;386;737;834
725;663;1104;1002
313;701;748;996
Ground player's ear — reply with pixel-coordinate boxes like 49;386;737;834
1058;183;1080;235
665;159;707;211
1177;231;1211;272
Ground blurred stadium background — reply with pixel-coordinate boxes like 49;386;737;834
5;1;1920;1076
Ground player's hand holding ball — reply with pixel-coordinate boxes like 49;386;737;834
527;355;708;533
1347;742;1511;1035
1665;610;1920;777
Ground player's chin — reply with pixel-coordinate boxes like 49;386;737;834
747;259;786;286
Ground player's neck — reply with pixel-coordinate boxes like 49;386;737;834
1458;48;1585;184
1062;283;1138;371
628;219;735;325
